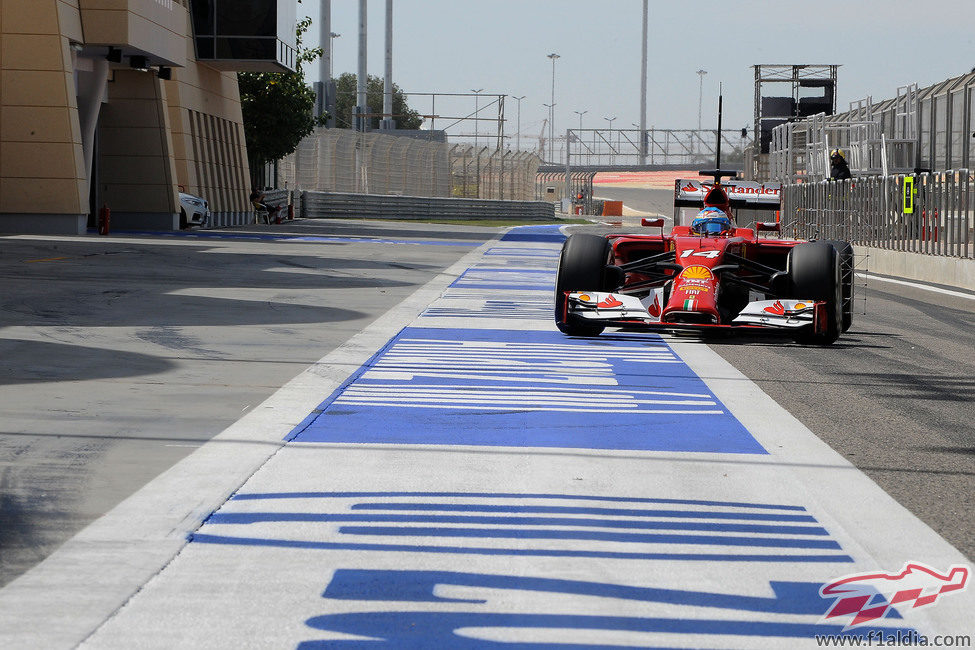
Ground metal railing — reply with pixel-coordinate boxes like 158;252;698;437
534;171;598;213
278;128;540;201
782;170;973;259
565;128;751;169
769;113;917;182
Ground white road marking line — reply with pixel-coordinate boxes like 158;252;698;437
856;271;975;300
340;384;711;398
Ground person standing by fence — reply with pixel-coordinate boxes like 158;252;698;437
829;149;852;180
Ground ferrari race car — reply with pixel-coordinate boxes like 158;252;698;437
555;171;854;345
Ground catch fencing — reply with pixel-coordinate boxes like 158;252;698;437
782;170;973;259
278;128;540;201
450;145;539;201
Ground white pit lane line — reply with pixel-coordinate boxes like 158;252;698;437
3;230;971;647
856;271;975;300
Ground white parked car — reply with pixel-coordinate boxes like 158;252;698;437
178;191;210;229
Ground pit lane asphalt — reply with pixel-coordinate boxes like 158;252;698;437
0;219;498;587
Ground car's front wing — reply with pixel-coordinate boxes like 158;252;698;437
561;291;828;335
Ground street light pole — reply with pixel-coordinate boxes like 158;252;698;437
513;95;525;151
471;88;483;151
604;116;616;165
574;109;587;131
543;102;555;157
547;52;560;162
696;69;707;131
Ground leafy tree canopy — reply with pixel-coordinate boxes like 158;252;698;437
238;4;323;170
334;73;422;130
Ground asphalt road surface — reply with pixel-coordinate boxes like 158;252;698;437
592;186;675;217
0;220;497;587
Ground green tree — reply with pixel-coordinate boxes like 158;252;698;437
333;73;422;130
238;4;323;179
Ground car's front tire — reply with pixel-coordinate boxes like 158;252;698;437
789;241;842;344
554;234;612;336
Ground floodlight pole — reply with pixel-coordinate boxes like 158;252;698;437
640;0;648;165
547;53;560;162
355;0;367;131
381;0;394;130
320;0;331;84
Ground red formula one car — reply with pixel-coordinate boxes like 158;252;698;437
555;171;854;344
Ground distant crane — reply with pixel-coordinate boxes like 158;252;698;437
536;118;548;156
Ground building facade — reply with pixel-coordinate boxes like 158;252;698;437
0;0;294;233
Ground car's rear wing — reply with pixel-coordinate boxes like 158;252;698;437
674;179;781;211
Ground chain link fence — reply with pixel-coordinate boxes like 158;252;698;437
782;171;973;259
448;146;539;200
278;128;540;201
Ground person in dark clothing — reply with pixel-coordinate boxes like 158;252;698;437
250;189;283;222
829;149;852;180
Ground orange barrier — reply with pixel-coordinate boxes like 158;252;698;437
602;200;623;217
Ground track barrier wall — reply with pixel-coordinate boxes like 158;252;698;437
300;191;555;221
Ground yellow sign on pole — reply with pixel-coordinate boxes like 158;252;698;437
903;176;914;214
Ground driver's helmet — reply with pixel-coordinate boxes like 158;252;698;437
691;207;732;235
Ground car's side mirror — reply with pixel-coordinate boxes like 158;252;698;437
756;222;780;232
641;218;664;228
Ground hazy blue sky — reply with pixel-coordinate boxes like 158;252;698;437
307;0;973;151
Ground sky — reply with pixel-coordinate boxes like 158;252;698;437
305;0;974;152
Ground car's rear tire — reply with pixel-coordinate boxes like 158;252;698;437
824;239;854;332
554;234;611;336
789;241;842;345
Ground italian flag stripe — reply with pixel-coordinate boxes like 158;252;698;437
683;298;695;310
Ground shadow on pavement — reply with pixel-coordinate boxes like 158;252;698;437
0;339;174;385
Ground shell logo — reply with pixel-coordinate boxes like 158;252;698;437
578;293;591;302
679;265;714;281
794;302;807;310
